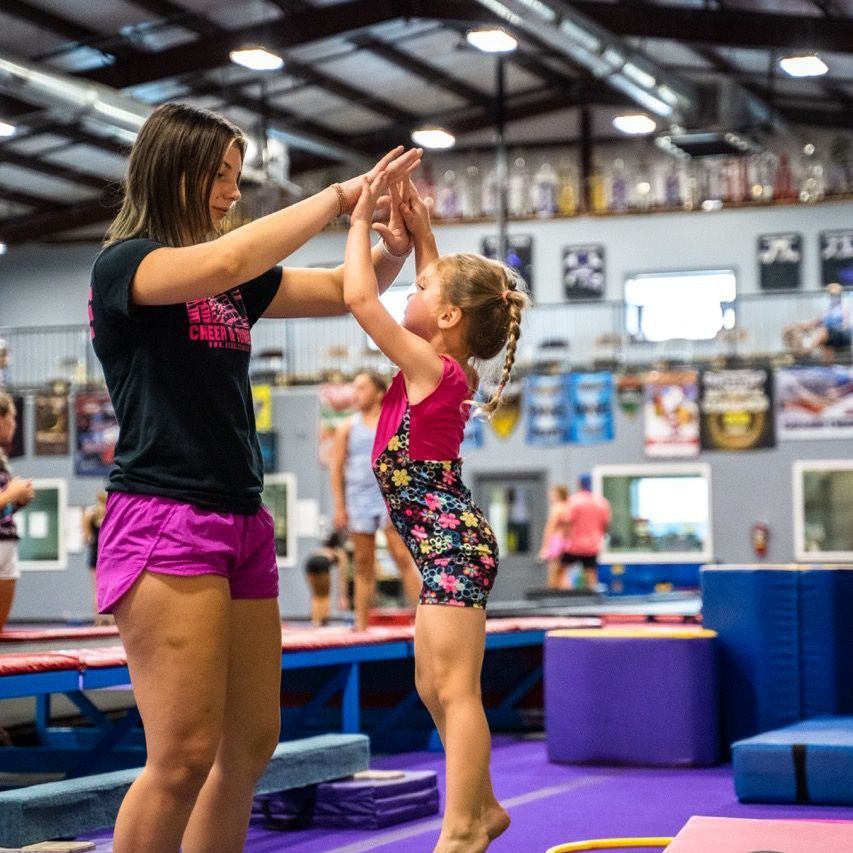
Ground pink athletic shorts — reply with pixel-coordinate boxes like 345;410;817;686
96;492;278;614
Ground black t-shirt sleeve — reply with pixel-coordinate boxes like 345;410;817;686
238;267;282;326
93;238;163;319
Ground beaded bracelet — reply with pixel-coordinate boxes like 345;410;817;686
331;183;347;217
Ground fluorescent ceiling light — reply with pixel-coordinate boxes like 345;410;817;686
0;120;16;137
466;28;518;53
612;113;657;135
0;243;6;255
411;127;456;149
779;54;828;78
229;47;284;71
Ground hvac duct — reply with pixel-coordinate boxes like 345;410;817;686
472;0;697;122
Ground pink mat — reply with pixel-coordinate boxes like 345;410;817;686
0;626;119;641
667;815;853;852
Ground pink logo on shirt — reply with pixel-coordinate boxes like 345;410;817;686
186;290;251;351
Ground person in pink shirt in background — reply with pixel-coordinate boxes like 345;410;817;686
564;473;612;592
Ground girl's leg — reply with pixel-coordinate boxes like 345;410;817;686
306;572;331;626
384;523;422;607
351;532;376;631
415;605;507;852
0;578;15;631
182;597;282;853
112;572;232;852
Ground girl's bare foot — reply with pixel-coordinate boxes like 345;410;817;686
482;801;511;840
433;828;490;853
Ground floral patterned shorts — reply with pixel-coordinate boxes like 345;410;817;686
373;410;499;609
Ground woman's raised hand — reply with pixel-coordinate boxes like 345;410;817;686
338;146;422;215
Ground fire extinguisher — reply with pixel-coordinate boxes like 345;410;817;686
751;522;770;558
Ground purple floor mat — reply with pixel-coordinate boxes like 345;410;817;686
80;735;853;852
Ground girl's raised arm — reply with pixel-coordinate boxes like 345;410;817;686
344;175;442;390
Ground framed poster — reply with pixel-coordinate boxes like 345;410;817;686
481;234;534;297
562;244;605;299
758;233;801;291
34;390;69;456
262;472;297;568
17;478;67;570
820;230;853;288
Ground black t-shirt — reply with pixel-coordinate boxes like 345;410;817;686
89;238;281;513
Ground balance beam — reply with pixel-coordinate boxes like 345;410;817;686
0;733;369;847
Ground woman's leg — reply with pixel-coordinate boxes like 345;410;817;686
384;523;422;607
351;532;376;631
415;605;506;852
546;558;564;589
182;597;282;853
112;572;232;853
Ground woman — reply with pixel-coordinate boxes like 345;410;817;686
82;490;111;626
0;393;34;631
538;485;572;588
89;102;420;853
329;370;422;630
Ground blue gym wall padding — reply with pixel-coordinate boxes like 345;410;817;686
733;716;853;805
798;567;853;719
701;567;801;746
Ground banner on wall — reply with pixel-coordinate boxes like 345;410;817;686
524;374;572;446
317;381;355;466
462;408;484;451
34;390;69;456
616;374;644;416
488;380;522;441
758;233;802;291
820;230;853;288
3;395;25;458
776;365;853;439
700;368;775;451
74;390;118;476
643;370;700;458
252;384;273;432
569;372;614;444
481;235;534;297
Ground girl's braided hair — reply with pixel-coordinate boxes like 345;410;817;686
432;252;530;417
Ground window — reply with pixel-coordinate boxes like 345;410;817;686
595;464;713;562
793;460;853;561
625;269;736;342
365;284;412;352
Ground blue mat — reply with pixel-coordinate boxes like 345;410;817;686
733;716;853;805
0;734;369;847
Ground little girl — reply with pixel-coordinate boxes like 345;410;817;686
344;176;529;853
